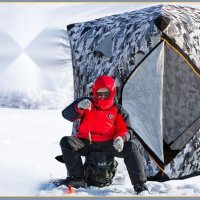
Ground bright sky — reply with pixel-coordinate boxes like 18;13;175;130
0;2;200;93
0;3;199;48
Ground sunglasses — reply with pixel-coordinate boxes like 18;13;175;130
96;91;110;99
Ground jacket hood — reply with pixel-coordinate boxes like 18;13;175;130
92;76;116;110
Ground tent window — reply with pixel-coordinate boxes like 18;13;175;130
163;40;200;151
94;33;113;58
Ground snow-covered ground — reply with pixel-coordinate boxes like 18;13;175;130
1;107;200;196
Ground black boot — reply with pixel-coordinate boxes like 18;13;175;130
64;177;87;188
134;181;149;195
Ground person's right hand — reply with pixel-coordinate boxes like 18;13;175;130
77;99;91;110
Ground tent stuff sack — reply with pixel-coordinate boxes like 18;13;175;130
84;152;118;187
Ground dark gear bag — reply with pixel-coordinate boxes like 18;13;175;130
84;151;118;187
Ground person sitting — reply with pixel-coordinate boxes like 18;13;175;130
60;75;149;195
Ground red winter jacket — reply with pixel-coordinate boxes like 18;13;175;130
62;76;133;142
75;102;128;142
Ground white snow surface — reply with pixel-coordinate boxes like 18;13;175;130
1;107;200;197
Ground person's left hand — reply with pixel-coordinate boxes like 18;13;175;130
113;136;124;152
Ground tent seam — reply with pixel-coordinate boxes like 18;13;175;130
162;38;200;79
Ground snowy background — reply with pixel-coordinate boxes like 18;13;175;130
1;2;200;196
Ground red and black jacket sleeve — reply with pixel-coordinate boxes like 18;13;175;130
116;103;136;141
62;97;91;122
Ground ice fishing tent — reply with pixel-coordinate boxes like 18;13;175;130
66;5;200;181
